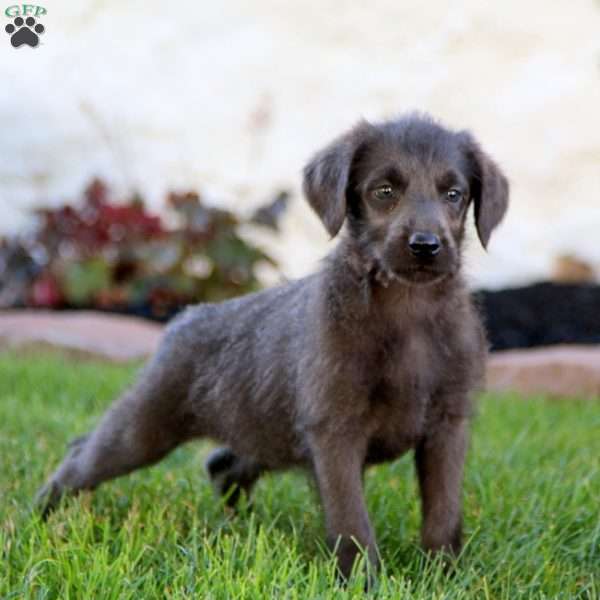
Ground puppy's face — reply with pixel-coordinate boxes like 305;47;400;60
303;115;509;286
348;131;472;284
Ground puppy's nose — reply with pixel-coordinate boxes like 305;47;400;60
408;232;441;257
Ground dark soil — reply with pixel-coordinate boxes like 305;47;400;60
474;282;600;351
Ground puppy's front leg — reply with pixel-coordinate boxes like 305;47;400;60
415;415;468;555
310;434;378;579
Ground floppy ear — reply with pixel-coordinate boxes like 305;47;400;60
302;121;372;238
462;135;509;249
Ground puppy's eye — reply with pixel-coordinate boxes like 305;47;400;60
373;185;395;201
446;188;462;203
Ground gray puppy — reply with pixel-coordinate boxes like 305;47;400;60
37;114;508;578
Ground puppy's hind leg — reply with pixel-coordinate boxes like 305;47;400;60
36;370;189;518
205;447;262;508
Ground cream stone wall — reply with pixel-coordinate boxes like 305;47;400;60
1;0;599;288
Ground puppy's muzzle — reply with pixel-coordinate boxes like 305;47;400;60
408;232;441;258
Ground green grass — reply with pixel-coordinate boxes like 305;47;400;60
0;351;599;599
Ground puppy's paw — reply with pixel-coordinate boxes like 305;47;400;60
205;447;237;478
34;479;63;519
205;447;243;507
205;448;263;509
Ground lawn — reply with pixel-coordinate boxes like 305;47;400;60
0;351;598;599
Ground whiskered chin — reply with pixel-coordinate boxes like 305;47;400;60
396;267;451;286
374;261;456;287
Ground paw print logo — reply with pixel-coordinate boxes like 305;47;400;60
5;16;45;48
